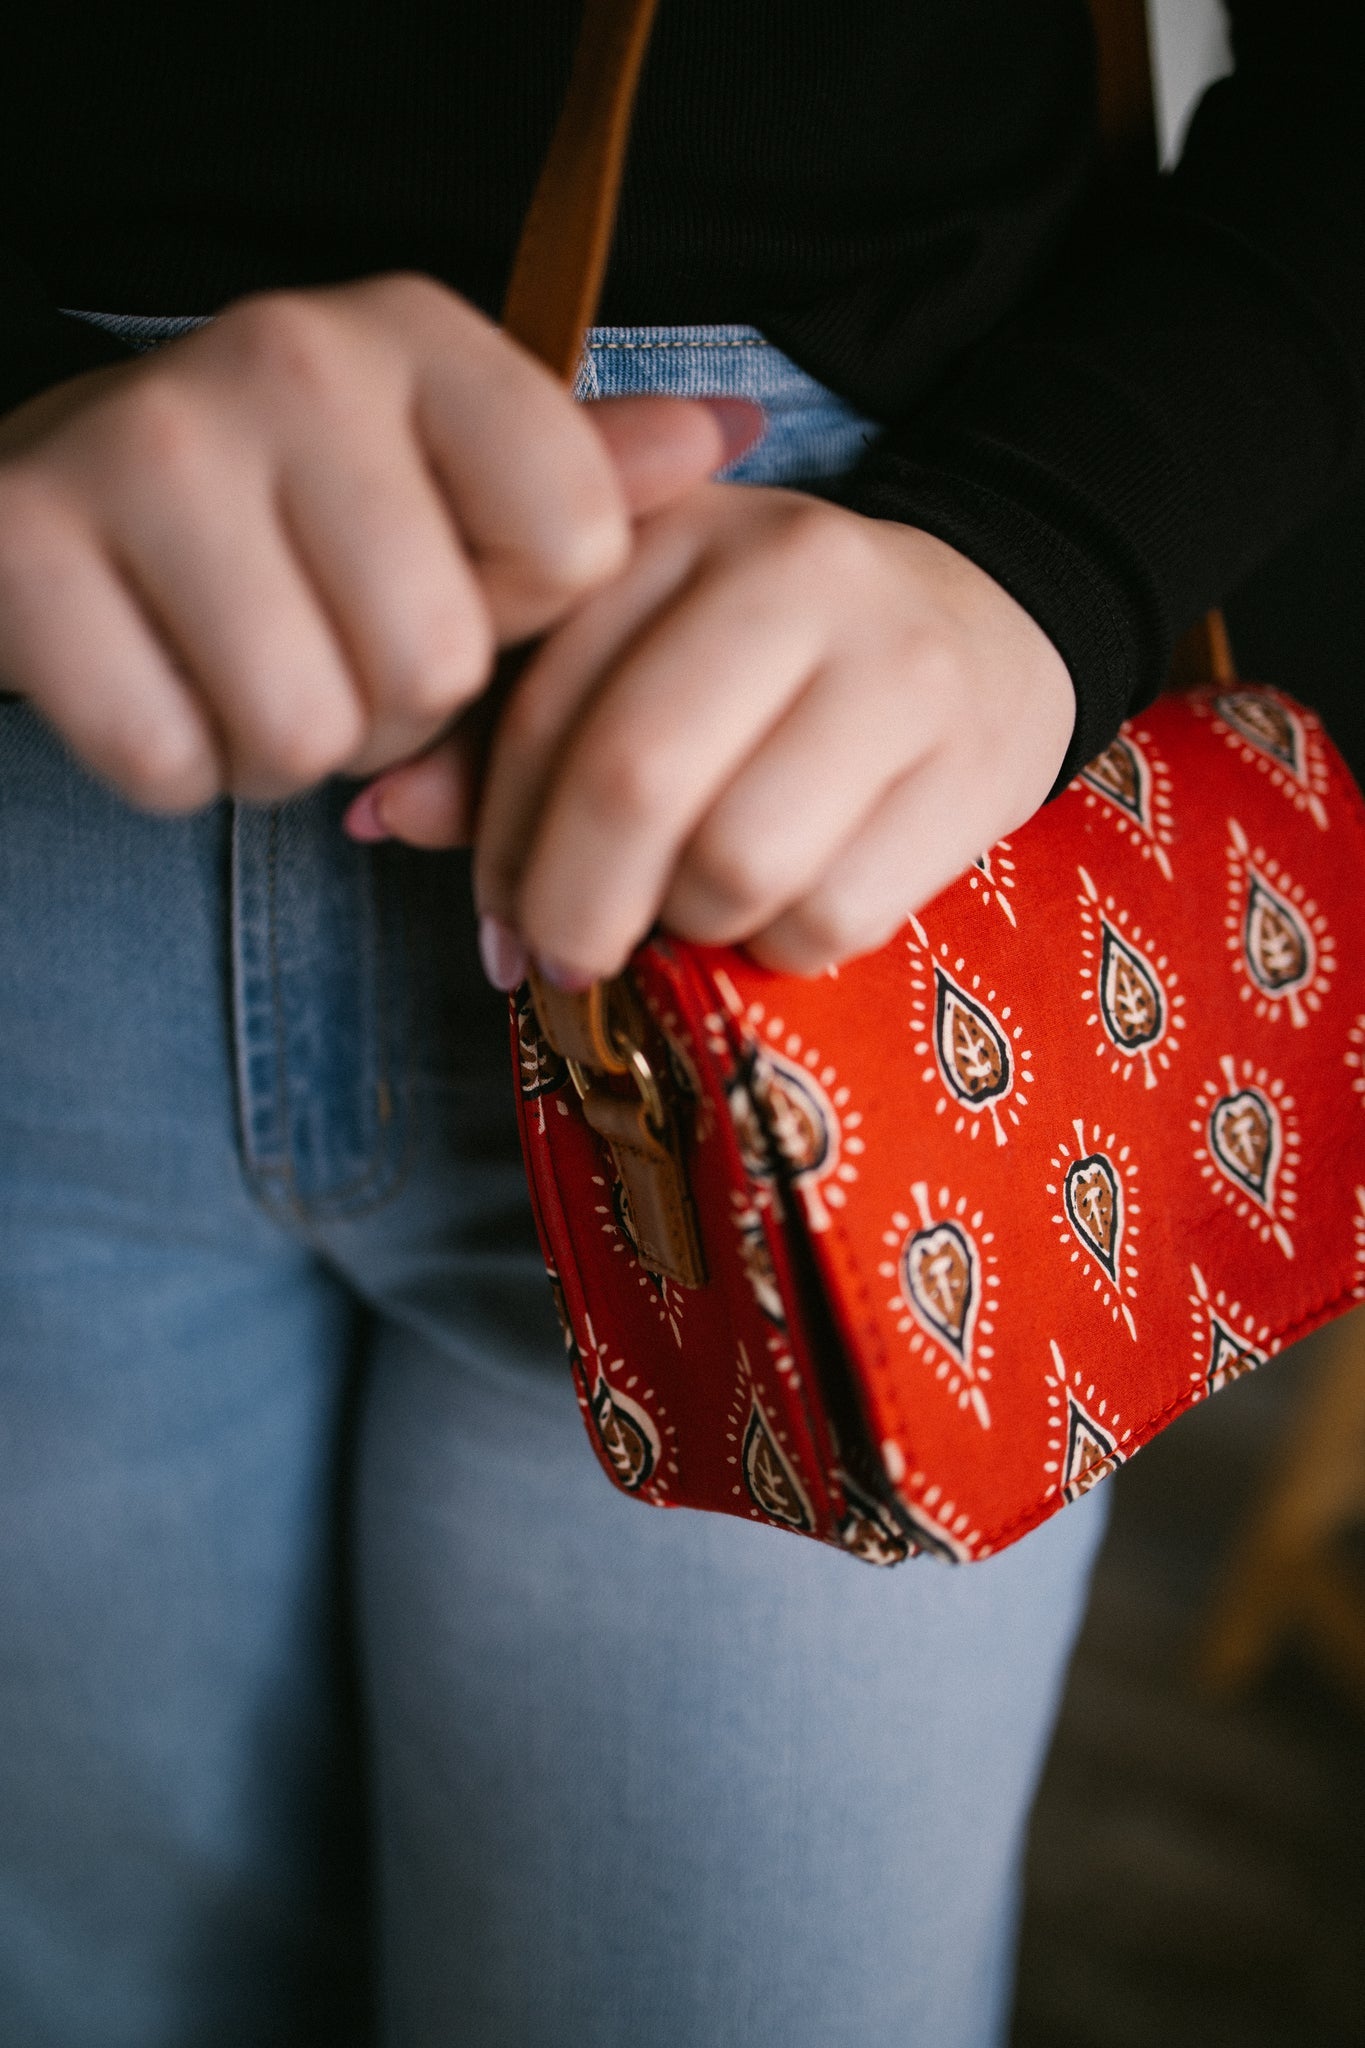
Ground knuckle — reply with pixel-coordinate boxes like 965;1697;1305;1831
107;380;206;477
788;893;868;964
771;497;858;577
388;661;466;729
109;717;219;812
223;293;342;394
246;691;367;787
530;482;629;600
581;732;671;828
394;609;494;720
686;828;779;923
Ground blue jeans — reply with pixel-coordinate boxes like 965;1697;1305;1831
0;324;1107;2048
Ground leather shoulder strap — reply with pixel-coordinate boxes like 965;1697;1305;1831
500;0;660;381
1088;0;1158;181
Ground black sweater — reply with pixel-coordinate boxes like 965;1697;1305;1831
1;0;1362;783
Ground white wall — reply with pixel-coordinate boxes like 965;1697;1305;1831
1147;0;1233;164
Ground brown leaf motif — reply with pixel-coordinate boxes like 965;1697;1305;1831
1074;727;1175;878
1216;688;1300;771
723;1013;864;1229
934;967;1010;1106
741;1399;814;1532
1187;1264;1278;1396
1245;875;1310;995
1206;1320;1266;1393
1081;736;1143;818
758;1059;833;1177
1076;868;1183;1089
907;918;1033;1141
1209;1088;1275;1203
1225;822;1334;1027
1199;686;1330;828
1049;1122;1141;1338
902;1221;976;1360
1191;1058;1297;1259
1100;924;1163;1051
589;1372;661;1493
1044;1343;1128;1504
1064;1153;1121;1278
880;1185;997;1428
725;1048;836;1185
1063;1395;1120;1503
835;1476;911;1566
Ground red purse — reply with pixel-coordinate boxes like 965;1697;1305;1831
503;0;1365;1563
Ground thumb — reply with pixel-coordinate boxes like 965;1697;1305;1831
585;395;765;516
343;724;480;850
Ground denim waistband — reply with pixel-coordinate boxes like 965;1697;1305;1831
65;312;882;488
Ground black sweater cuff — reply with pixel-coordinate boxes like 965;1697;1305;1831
830;447;1148;795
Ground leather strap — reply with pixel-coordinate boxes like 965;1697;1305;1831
1088;0;1158;181
499;0;662;1112
500;0;660;383
498;0;711;1289
1169;606;1236;690
526;960;708;1290
525;964;623;1072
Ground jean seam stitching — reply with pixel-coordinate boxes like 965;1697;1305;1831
251;837;412;1224
288;846;413;1219
229;801;294;1201
586;336;768;352
260;805;309;1219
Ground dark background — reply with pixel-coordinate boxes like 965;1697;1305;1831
1011;1325;1365;2048
1224;465;1365;784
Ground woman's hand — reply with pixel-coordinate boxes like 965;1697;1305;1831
0;274;750;808
365;483;1076;982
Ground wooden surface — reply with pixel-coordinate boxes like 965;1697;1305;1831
1011;1327;1365;2048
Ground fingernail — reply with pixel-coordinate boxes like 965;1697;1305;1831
342;784;391;843
701;398;767;469
536;954;596;994
478;914;529;992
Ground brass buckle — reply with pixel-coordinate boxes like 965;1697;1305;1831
567;1035;665;1132
538;975;705;1289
